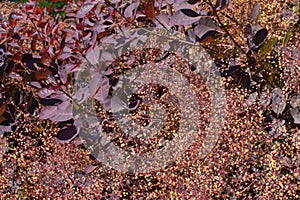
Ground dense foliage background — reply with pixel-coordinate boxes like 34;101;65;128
0;0;299;199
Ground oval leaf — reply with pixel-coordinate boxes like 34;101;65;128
145;0;155;20
252;3;260;22
170;10;202;26
57;125;78;143
271;88;286;115
253;28;268;46
291;107;300;124
258;37;277;56
181;9;199;17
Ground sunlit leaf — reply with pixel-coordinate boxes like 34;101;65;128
271;88;286;115
282;28;291;48
291;107;300;124
156;13;171;29
84;164;98;174
290;94;300;108
144;0;155;20
252;3;260;23
76;3;96;18
86;45;100;66
124;1;140;18
170;10;202;26
23;69;52;82
193;17;222;43
258;37;277;56
39;100;73;122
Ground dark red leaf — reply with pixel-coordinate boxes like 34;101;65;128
145;0;155;20
0;102;6;116
0;104;15;125
23;69;51;82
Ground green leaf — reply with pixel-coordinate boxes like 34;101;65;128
52;11;66;20
53;1;66;10
258;37;277;56
282;28;291;48
38;0;52;8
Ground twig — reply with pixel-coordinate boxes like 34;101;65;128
104;0;139;28
204;0;256;64
28;14;46;49
220;11;243;27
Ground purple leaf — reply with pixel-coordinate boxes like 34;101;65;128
50;100;73;122
84;164;98;174
193;17;222;42
271;88;286;115
170;10;202;26
253;28;268;46
39;100;73;122
40;98;63;106
124;1;140;18
187;0;198;5
76;3;96;18
38;88;56;98
291;107;300;124
174;1;196;12
86;45;100;66
21;54;40;71
215;0;230;11
156;13;171;29
27;95;39;115
252;3;260;22
92;75;110;104
57;125;78;143
39;105;57;120
180;9;199;17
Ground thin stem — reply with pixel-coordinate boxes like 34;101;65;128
205;0;256;64
28;14;46;49
220;11;243;27
104;0;139;28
